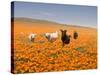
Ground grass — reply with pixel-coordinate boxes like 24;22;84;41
49;53;58;59
15;57;30;62
75;46;86;53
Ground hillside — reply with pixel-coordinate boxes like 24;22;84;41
12;17;97;34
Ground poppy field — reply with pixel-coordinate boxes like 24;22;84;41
11;19;97;73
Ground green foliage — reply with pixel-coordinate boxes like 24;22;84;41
49;53;58;59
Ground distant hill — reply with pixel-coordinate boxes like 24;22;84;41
12;17;62;25
12;17;96;30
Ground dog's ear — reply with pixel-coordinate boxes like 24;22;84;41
64;30;67;32
60;29;63;32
